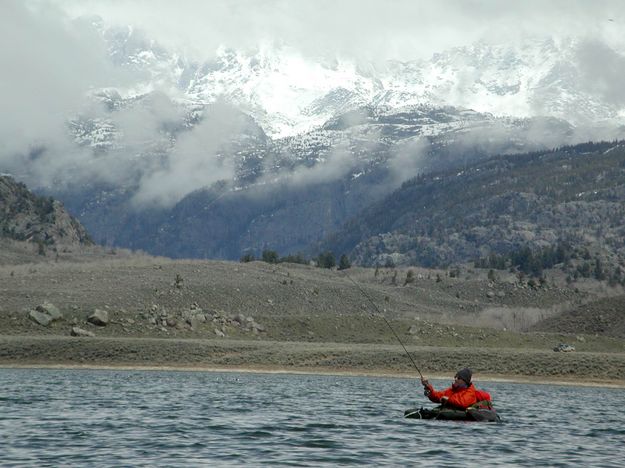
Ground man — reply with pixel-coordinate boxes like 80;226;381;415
421;368;492;410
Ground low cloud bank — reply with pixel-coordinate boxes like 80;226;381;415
3;1;625;209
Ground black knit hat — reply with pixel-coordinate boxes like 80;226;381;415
455;368;472;384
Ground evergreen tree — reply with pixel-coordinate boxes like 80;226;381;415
240;253;255;263
404;269;415;285
594;257;606;281
279;253;308;265
338;254;351;270
316;251;336;269
262;249;279;264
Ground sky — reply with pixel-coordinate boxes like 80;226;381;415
54;0;625;63
1;0;625;206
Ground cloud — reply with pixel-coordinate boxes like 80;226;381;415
112;91;185;150
285;143;357;187
576;39;625;107
55;0;625;63
131;102;247;207
0;1;131;181
389;137;429;185
4;0;625;206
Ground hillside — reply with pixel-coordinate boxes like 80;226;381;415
1;252;624;382
322;141;625;277
1;182;623;382
531;295;625;338
55;103;556;261
1;175;93;254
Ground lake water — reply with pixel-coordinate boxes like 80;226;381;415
1;368;623;467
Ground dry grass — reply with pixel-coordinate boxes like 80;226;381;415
1;243;625;382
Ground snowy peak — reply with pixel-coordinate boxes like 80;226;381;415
377;38;620;125
92;22;625;139
181;46;380;137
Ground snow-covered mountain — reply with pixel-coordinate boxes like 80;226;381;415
31;20;625;261
92;22;625;140
61;23;625;195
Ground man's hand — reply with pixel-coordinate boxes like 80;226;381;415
421;377;434;397
440;396;449;405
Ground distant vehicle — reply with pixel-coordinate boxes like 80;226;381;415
553;343;575;352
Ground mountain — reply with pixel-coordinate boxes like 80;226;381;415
0;175;93;248
58;102;581;260
320;140;625;277
88;27;625;139
18;22;625;263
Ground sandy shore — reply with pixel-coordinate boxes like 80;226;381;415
2;335;624;388
3;363;624;389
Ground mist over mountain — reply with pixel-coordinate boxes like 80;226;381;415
2;1;625;263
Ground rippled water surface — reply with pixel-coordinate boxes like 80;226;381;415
1;368;624;466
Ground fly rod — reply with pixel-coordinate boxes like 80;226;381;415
343;271;424;379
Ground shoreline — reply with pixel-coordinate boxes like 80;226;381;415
2;334;624;389
2;362;624;389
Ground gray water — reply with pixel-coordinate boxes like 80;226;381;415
1;368;623;467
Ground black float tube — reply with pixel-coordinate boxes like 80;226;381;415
343;272;424;379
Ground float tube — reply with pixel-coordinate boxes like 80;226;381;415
404;404;501;422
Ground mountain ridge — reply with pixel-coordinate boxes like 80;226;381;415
320;140;625;275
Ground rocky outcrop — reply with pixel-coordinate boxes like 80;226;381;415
0;175;92;247
140;302;266;336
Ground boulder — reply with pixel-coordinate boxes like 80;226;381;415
36;302;63;321
71;326;95;337
88;309;109;326
29;310;52;327
251;322;265;333
186;314;205;329
29;301;64;327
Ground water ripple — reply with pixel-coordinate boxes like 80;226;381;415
1;368;624;466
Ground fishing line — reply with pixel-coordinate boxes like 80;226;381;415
343;271;424;379
203;184;230;211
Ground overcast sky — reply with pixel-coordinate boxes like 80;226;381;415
2;0;625;206
54;0;625;62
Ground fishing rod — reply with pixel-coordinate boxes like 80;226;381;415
343;271;424;380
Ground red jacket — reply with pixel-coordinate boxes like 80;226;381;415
475;389;491;402
425;383;480;409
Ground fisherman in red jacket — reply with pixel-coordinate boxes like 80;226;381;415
421;368;491;410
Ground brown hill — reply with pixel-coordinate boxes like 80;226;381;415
531;295;625;339
1;251;624;382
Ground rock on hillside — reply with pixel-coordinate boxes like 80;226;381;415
0;175;92;247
